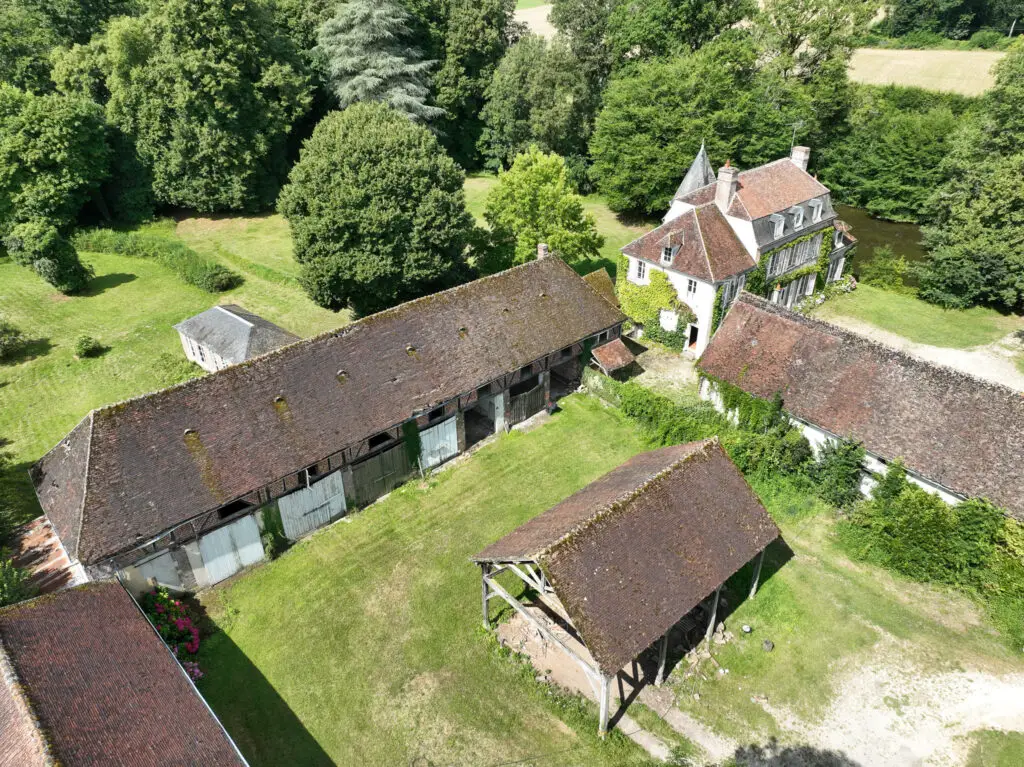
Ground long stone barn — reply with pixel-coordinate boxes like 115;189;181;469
29;256;625;593
472;440;780;736
699;292;1024;519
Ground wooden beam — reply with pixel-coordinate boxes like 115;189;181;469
598;674;612;738
654;632;669;686
749;549;766;599
705;585;722;646
481;564;491;630
484;576;603;686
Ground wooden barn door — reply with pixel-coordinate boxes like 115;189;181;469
350;443;413;506
198;515;264;585
278;470;348;540
419;416;459;469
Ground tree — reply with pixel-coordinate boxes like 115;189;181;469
4;221;93;293
606;0;755;66
479;35;594;170
550;0;616;90
278;103;475;314
317;0;444;122
16;0;141;45
887;0;986;38
482;146;603;272
813;437;865;508
0;1;61;93
95;0;311;212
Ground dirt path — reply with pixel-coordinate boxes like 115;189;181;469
821;314;1024;392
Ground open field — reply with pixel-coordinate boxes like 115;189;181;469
0;220;342;521
516;0;548;8
849;48;1003;95
197;396;654;766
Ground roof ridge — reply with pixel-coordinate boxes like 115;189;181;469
214;305;255;328
692;206;714;282
735;292;1024;400
86;258;561;422
539;440;719;560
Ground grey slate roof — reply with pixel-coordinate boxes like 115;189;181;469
674;143;716;200
174;305;300;364
34;258;625;565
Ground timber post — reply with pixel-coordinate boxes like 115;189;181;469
749;549;766;599
598;674;612;738
705;585;722;646
654;632;669;686
481;564;491;630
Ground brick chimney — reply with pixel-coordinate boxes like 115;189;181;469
715;162;738;212
537;242;550;259
790;145;811;172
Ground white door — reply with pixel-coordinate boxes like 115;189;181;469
278;470;347;540
419;416;459;469
198;515;264;585
136;550;181;590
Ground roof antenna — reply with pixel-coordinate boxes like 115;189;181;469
789;119;805;149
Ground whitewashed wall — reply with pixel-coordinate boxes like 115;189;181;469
624;255;718;355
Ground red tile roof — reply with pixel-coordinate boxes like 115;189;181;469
700;293;1024;519
6;517;84;596
727;159;830;221
33;258;625;566
0;582;245;766
621;205;754;283
475;441;779;674
591;338;635;373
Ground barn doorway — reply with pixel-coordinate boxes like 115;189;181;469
687;324;699;351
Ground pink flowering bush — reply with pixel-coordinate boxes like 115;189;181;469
140;588;203;680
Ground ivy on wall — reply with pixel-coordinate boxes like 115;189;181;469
616;255;696;350
711;285;725;333
747;225;836;298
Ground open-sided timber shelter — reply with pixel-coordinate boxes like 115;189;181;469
29;256;624;595
473;439;780;736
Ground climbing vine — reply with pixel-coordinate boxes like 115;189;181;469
402;420;422;468
616;255;696;350
699;372;786;432
746;226;836;298
711;286;725;333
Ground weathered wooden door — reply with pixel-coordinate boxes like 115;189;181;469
419;416;459;469
350;443;413;506
198;515;264;585
278;470;347;540
509;384;546;426
136;550;181;590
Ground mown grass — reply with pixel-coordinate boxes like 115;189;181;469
814;284;1024;349
965;729;1024;766
0;222;341;523
197;396;656;766
516;0;548;9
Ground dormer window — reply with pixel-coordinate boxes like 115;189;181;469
661;246;673;265
809;199;823;223
770;213;785;239
834;229;844;248
789;205;805;230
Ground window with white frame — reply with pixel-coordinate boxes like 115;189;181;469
809;199;823;222
686;278;697;295
789;205;805;230
770;213;785;239
636;260;646;280
834;229;843;248
661;246;673;265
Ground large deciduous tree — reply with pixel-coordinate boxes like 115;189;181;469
317;0;443;122
549;0;616;90
91;0;311;212
278;103;476;314
754;0;877;78
479;35;594;171
0;1;61;93
482;146;603;273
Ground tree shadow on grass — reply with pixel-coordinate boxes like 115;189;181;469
82;272;137;296
188;599;333;767
0;337;52;366
732;738;862;766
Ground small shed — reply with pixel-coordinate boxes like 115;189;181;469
473;439;780;735
590;337;635;375
174;304;299;372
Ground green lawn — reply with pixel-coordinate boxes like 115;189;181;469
814;284;1024;349
516;0;549;8
462;173;654;279
966;729;1024;766
197;396;655;767
0;221;342;521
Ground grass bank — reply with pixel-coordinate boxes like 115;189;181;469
814;284;1023;348
197;396;654;766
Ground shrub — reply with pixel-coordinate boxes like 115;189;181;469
812;438;865;508
73;230;241;293
74;335;105;358
0;554;35;608
4;222;92;293
139;588;203;680
260;504;290;560
0;319;27;361
730;427;813;478
859;245;915;294
968;30;1003;49
618;383;732;445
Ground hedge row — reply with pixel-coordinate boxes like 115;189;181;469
74;230;241;293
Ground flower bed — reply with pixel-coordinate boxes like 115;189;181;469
139;588;203;681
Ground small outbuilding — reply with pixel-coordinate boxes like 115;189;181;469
473;439;780;736
174;304;299;372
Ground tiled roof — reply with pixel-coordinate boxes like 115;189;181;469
174;304;300;364
700;293;1024;519
583;268;619;308
7;517;85;596
622;205;754;282
33;258;625;565
726;159;830;221
0;582;245;766
475;441;779;674
591;338;635;373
